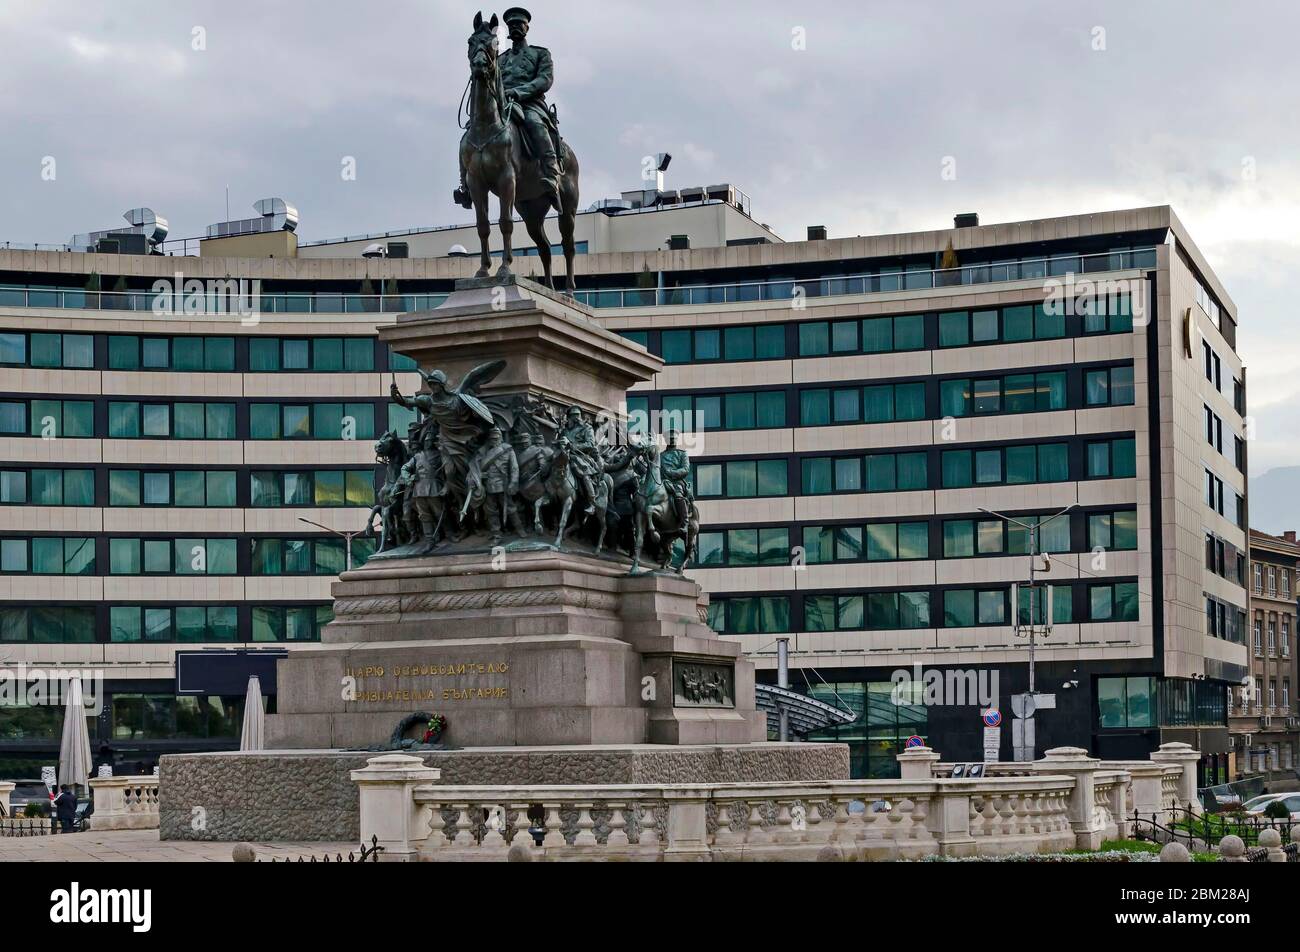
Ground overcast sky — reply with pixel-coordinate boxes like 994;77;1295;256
2;0;1298;479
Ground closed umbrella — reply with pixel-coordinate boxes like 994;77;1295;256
58;678;92;791
239;675;265;751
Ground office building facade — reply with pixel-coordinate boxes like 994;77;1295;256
0;202;1248;781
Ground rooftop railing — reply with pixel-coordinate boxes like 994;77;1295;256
572;247;1157;309
0;248;1156;316
0;288;448;315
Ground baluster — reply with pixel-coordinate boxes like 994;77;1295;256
573;803;598;846
509;804;534;850
425;803;449;848
774;799;795;843
807;800;834;845
541;803;566;848
449;805;473;847
908;795;931;841
607;804;630;849
713;801;740;847
637;801;660;848
481;803;507;848
746;802;771;844
831;797;854;845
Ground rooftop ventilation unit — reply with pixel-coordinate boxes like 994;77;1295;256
206;197;299;239
954;212;979;228
70;207;169;254
807;225;827;241
668;234;690;251
589;198;634;214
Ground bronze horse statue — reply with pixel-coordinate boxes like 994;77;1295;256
365;430;410;553
536;437;612;552
461;13;580;292
630;444;699;575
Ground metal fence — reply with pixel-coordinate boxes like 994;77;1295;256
258;835;384;863
0;817;53;837
1133;804;1294;848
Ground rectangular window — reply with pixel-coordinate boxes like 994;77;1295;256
798;322;829;357
756;325;786;359
1089;582;1139;622
861;318;892;353
661;330;691;364
938;311;969;348
802;458;831;495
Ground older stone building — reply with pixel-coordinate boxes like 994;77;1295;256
1230;529;1300;786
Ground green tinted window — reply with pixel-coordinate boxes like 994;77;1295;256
944;590;975;627
661;330;691;364
861;318;892;353
938;312;968;347
723;326;753;361
250;338;280;371
802;458;831;494
64;469;93;505
801;390;830;425
895;314;925;350
798;322;829;356
755;324;785;358
1003;305;1033;342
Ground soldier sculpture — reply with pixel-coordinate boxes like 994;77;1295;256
373;359;696;573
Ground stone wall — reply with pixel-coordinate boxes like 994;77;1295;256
160;743;849;842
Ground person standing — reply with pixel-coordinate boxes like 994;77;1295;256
53;784;77;833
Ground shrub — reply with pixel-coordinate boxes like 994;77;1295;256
1263;800;1290;820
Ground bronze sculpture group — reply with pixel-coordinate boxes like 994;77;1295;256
366;361;700;574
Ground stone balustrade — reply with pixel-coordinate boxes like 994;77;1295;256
933;742;1198;828
87;776;160;831
353;741;1208;861
355;755;1080;861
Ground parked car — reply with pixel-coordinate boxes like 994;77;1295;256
6;780;53;817
1244;792;1300;820
1239;792;1283;813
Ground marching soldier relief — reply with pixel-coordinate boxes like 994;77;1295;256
372;359;699;572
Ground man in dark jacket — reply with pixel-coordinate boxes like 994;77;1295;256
53;784;77;833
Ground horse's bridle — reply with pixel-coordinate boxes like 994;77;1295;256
460;34;509;154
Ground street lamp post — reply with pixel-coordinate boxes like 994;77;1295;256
978;504;1075;758
297;517;362;572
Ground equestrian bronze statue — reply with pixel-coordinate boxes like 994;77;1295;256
456;9;581;293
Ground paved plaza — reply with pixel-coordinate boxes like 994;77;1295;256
0;830;359;862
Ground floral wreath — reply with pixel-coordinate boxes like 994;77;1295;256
422;713;448;742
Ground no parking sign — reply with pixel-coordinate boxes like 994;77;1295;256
982;708;1002;728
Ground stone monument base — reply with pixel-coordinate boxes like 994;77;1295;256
266;548;767;749
159;743;850;841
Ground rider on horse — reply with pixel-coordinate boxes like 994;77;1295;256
660;429;693;527
559;405;602;515
454;6;561;213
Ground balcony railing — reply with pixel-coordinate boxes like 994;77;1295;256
0;288;448;315
0;247;1157;316
572;247;1157;309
